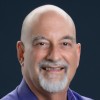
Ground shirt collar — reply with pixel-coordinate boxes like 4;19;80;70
67;88;77;100
17;79;37;100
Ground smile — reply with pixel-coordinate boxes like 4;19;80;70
41;67;65;71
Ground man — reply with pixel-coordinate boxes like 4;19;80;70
1;5;93;100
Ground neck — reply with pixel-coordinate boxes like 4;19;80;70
38;91;67;100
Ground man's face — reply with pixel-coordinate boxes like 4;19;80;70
21;12;81;93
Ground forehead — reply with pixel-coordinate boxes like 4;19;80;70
31;12;75;37
22;10;76;44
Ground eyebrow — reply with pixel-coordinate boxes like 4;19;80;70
32;35;76;43
32;36;48;42
61;36;76;42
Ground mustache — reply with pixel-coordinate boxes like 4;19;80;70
39;60;69;69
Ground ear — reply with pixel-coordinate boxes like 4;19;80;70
76;43;81;68
16;41;24;67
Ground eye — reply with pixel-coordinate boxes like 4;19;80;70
63;42;68;46
34;42;47;46
61;41;72;48
62;42;71;46
33;41;50;49
38;42;45;45
33;40;48;46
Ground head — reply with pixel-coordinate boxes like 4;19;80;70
17;5;81;93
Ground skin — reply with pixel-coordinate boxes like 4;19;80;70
16;5;81;100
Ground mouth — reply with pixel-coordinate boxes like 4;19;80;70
41;67;65;72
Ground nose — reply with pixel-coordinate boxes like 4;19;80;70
46;46;61;61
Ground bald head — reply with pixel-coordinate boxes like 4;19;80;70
21;5;76;44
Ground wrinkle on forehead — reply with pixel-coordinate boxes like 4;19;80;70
21;5;76;44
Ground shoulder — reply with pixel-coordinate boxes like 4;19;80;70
81;96;94;100
72;90;94;100
1;87;19;100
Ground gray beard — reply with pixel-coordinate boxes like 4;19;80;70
39;73;68;93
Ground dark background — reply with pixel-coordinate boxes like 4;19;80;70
0;1;100;99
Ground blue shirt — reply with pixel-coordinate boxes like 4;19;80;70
1;79;93;100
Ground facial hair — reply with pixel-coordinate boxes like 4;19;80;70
38;60;69;93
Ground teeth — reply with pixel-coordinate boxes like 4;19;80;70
55;68;61;70
43;67;64;71
46;67;51;71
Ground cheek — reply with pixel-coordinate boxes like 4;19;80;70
63;50;78;67
28;49;47;73
64;51;78;82
33;49;48;64
28;50;48;82
23;50;34;74
23;50;40;82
